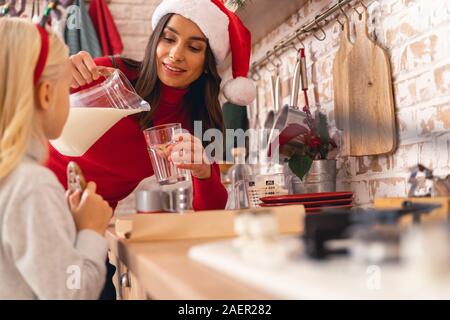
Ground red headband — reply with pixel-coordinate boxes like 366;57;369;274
33;25;49;85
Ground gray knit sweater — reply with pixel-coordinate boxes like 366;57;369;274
0;142;108;299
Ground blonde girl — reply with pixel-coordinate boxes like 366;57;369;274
0;18;112;299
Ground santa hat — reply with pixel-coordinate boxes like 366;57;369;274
152;0;256;106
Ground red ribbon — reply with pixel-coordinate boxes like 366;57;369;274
33;25;49;85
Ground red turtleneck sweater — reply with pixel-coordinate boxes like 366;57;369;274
46;57;228;211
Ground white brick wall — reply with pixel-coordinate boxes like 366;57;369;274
242;0;450;205
108;0;161;60
107;0;450;208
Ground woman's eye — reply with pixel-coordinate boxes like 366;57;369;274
190;46;201;52
163;37;175;43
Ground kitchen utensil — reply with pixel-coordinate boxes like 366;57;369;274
267;50;309;159
262;66;283;157
260;191;353;204
346;7;396;156
272;67;282;114
269;107;309;145
248;83;261;163
333;8;353;131
268;48;310;151
143;123;190;185
299;48;309;110
263;68;282;130
263;110;275;132
290;50;302;107
67;161;86;193
247;81;259;129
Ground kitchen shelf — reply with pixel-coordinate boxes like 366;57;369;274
234;0;308;47
220;0;308;72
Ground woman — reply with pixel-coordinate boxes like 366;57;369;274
46;0;256;212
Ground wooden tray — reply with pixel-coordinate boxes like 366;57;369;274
115;205;305;242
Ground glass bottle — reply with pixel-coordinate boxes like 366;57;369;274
228;147;253;209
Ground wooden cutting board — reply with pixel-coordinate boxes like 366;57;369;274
346;8;397;156
332;16;353;156
333;17;353;131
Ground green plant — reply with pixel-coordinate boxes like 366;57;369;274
226;0;248;10
278;109;337;180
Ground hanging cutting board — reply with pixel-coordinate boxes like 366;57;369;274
332;17;353;156
333;18;353;131
346;8;396;156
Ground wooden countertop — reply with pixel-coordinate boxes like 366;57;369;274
106;228;276;300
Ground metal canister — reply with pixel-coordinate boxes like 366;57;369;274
161;184;193;213
135;189;165;213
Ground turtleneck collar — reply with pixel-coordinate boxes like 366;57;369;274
25;137;48;163
159;83;188;106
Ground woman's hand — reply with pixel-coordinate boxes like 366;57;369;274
66;181;113;235
168;133;212;179
69;51;113;89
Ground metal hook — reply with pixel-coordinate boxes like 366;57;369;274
266;47;282;73
336;17;344;30
359;0;368;10
292;29;306;52
273;43;284;61
312;18;327;41
265;51;277;72
250;63;261;81
352;0;367;18
339;0;350;21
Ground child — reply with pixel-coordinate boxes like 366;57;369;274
0;18;112;299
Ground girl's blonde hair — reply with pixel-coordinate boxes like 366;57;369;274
0;18;69;179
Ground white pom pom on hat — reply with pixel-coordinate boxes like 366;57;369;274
152;0;256;106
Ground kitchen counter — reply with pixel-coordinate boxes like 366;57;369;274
106;228;276;300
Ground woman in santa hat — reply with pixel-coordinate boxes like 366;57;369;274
47;0;256;214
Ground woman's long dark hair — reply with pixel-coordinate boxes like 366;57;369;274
121;13;225;141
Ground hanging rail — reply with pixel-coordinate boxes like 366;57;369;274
249;0;367;75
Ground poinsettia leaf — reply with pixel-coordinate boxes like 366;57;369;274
315;111;329;142
288;154;313;181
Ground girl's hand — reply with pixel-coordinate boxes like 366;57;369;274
66;181;113;235
168;133;212;180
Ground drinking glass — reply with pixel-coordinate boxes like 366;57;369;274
143;123;190;185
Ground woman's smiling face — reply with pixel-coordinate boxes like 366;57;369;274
156;14;208;89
